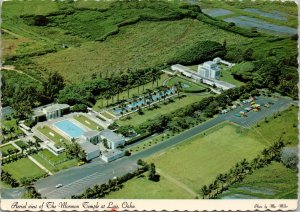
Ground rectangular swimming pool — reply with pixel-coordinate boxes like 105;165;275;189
54;120;85;138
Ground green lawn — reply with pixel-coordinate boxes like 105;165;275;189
0;144;18;155
167;76;207;92
38;149;68;163
117;93;212;128
93;74;170;110
1;118;24;137
101;111;116;120
36;125;68;146
73;115;103;130
219;162;298;199
105;172;194;199
147;123;266;192
129;132;171;154
219;67;245;87
2;157;46;181
251;105;298;146
14;140;28;149
32;149;78;173
112;106;298;199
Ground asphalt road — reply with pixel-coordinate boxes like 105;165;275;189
1;96;294;199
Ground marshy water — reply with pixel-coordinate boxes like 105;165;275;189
202;7;297;35
243;8;288;21
202;8;233;17
221;186;275;199
223;16;297;35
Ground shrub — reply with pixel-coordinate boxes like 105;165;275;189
281;147;298;169
71;104;88;112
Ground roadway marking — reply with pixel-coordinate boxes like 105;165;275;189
43;171;103;197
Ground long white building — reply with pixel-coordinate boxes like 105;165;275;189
171;64;235;90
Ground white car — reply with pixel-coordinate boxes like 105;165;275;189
56;184;63;188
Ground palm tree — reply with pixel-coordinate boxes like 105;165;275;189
208;184;214;198
212;180;219;196
104;93;110;106
150;69;161;88
251;157;260;170
200;185;209;199
175;82;183;97
216;173;226;191
145;89;153;108
136;77;142;94
161;86;168;103
240;158;250;173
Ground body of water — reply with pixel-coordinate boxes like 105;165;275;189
54;119;86;138
223;16;297;35
243;8;288;21
202;8;233;17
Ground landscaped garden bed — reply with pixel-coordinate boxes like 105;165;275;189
36;125;67;147
73;114;103;130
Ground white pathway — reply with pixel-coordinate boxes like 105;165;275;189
28;155;53;176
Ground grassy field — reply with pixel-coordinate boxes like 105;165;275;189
30;18;251;82
167;76;207;92
219;66;245;87
93;74;170;110
2;0;297;92
73;115;103;130
2;118;24;137
28;18;297;83
129;132;170;154
2;158;45;181
251;105;298;146
0;144;18;155
100;111;116;120
105;172;194;199
14;140;28;149
147;123;266;191
108;106;298;198
219;162;298;199
32;149;78;173
117;93;212;128
36;125;68;146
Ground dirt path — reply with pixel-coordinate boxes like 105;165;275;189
157;168;197;197
1;65;42;84
2;28;24;39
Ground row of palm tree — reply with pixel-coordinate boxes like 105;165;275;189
1;170;19;187
2;140;40;164
200;139;285;199
117;85;175;116
101;69;162;107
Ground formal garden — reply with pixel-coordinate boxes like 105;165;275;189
36;125;68;147
73;114;103;130
32;149;78;173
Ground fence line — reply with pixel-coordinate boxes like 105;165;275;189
38;152;69;166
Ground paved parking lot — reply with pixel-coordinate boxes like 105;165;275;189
221;96;294;128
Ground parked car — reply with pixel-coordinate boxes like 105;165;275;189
77;161;85;166
234;114;241;117
56;184;63;188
